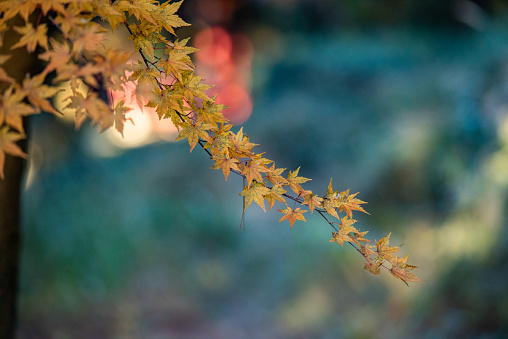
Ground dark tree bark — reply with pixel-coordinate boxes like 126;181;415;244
0;13;39;339
0;151;25;339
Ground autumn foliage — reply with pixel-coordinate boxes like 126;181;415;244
0;0;420;285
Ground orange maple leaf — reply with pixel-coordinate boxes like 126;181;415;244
389;255;422;286
277;206;307;228
338;190;369;218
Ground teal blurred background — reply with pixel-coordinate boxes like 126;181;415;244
18;0;508;338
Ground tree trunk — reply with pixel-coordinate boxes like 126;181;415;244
0;151;25;339
0;12;39;339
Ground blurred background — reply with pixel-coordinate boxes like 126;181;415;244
17;0;508;338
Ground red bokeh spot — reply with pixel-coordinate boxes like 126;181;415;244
194;27;254;125
195;27;232;66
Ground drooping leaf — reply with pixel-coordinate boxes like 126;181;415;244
389;255;422;286
364;262;382;275
112;100;133;136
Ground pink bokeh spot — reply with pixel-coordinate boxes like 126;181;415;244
195;27;254;125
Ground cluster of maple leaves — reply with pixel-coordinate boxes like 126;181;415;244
0;0;420;285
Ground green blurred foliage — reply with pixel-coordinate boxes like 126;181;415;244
18;0;508;337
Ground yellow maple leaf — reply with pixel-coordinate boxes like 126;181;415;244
360;243;377;258
180;72;212;102
0;86;38;133
12;22;49;53
39;38;72;74
63;91;112;130
157;0;190;35
196;96;228;125
350;230;371;246
265;163;287;186
21;73;61;115
376;233;399;262
0;126;26;179
241;157;270;187
207;126;234;157
0;55;14;84
99;1;126;31
211;155;239;181
363;262;382;275
301;192;323;214
239;181;270;212
264;184;287;210
286;167;311;194
277;206;307;228
329;217;357;246
112;100;133;137
120;0;158;25
229;127;257;156
175;122;214;152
